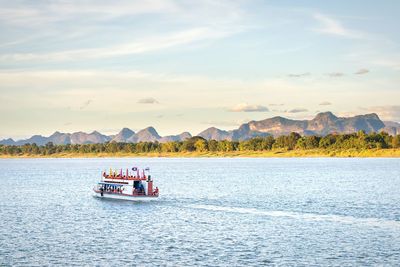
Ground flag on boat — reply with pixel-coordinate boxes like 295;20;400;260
132;167;137;171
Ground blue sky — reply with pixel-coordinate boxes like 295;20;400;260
0;0;399;139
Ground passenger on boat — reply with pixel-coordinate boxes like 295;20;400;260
139;183;145;195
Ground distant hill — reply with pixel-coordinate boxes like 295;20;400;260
127;127;161;143
383;121;400;136
159;132;192;143
0;138;17;145
0;127;191;145
70;131;111;144
0;112;397;145
111;128;135;143
15;135;49;146
48;131;71;145
197;127;230;141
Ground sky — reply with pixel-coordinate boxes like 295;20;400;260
0;0;399;140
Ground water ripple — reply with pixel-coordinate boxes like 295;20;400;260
189;204;400;229
1;158;400;266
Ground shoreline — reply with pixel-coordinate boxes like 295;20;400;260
1;149;400;158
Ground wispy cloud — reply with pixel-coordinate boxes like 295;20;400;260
360;105;400;122
0;1;178;26
201;118;251;127
79;99;92;110
138;97;159;104
288;108;308;113
327;72;345;77
201;120;239;127
313;13;363;39
0;0;247;66
269;103;284;106
354;68;369;75
229;103;269;112
0;27;234;62
319;101;332;106
288;72;310;78
372;58;400;71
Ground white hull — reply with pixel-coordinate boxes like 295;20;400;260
93;192;158;201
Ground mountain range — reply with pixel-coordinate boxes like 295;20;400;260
1;112;399;146
198;112;398;141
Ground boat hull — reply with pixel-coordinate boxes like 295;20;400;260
93;191;158;201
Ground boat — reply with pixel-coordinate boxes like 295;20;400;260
93;167;159;201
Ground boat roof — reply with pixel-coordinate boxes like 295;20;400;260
98;182;127;186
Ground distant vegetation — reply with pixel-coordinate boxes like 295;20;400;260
1;131;399;157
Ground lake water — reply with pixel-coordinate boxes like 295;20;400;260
0;158;399;266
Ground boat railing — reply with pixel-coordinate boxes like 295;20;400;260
102;174;147;181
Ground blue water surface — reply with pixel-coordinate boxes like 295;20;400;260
0;158;399;266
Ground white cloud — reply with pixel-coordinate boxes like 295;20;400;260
313;13;363;39
229;103;269;112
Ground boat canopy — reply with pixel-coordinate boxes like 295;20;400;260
98;182;125;186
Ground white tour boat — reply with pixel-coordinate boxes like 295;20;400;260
93;167;159;201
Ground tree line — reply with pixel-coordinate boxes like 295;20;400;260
1;131;400;156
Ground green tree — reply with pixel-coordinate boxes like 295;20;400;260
208;140;218;152
319;134;337;148
392;135;400;148
194;139;208;152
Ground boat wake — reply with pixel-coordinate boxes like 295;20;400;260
189;204;400;229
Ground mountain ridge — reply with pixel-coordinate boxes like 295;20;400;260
1;112;398;145
197;112;389;141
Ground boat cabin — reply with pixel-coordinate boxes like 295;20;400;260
94;167;159;198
